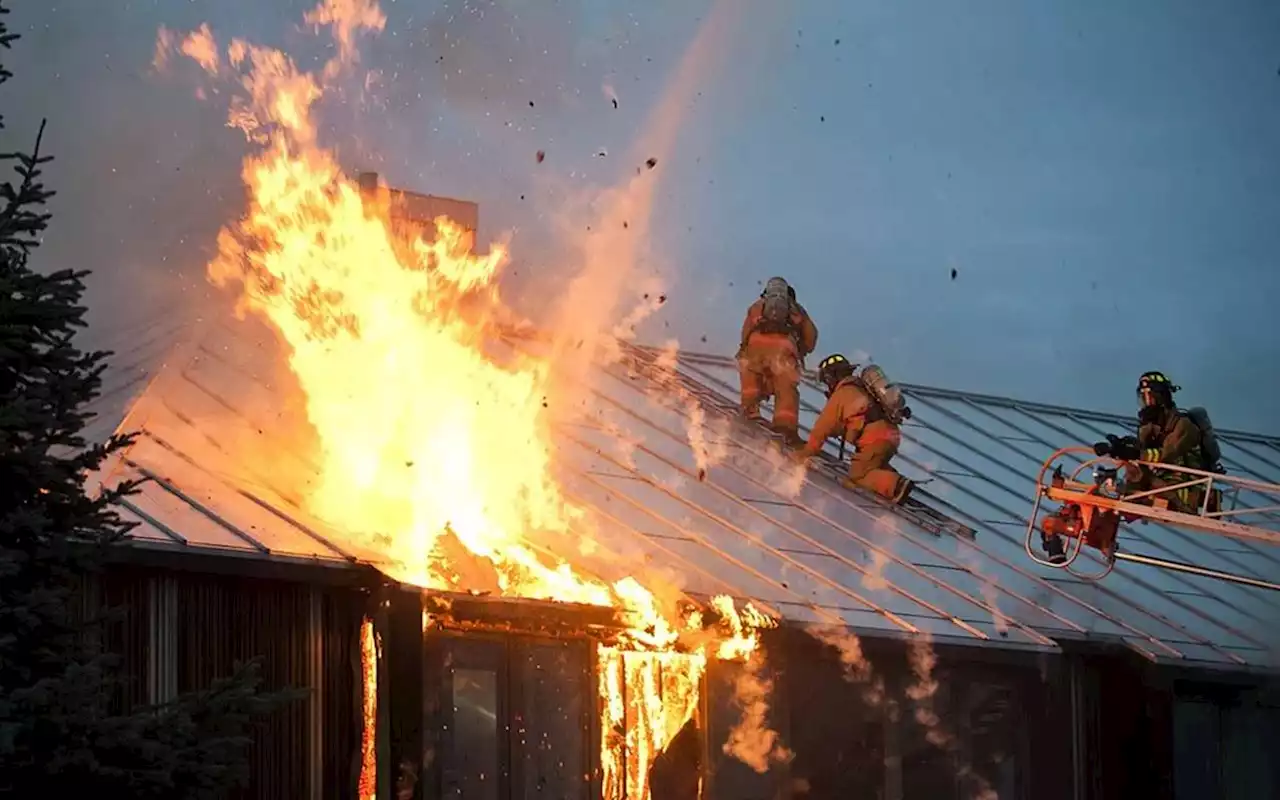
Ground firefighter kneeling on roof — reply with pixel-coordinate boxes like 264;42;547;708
737;277;819;448
792;354;916;506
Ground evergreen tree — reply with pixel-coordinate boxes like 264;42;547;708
0;4;301;796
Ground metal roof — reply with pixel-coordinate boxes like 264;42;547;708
92;319;1280;671
82;308;192;446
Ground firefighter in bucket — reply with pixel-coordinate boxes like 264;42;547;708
1094;371;1216;511
1039;371;1223;565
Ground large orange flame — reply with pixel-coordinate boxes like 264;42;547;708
156;2;786;793
157;3;682;648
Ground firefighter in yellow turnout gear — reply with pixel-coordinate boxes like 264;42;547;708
1040;371;1224;564
794;354;915;505
736;277;819;447
1091;371;1221;512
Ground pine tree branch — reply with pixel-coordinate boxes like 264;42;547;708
0;3;304;793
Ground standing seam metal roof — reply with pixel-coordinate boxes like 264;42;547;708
92;318;1280;671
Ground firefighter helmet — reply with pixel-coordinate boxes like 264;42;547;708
817;353;856;394
1137;371;1179;410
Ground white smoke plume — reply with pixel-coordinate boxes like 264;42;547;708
959;547;1010;636
756;438;809;499
807;624;885;708
904;635;1000;800
721;649;793;774
648;339;728;481
596;411;641;472
862;547;891;592
905;636;950;749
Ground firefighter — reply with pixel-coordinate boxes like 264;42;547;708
1092;371;1207;511
1041;371;1209;564
793;354;915;505
737;277;819;447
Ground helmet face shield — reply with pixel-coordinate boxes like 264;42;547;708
1136;371;1175;411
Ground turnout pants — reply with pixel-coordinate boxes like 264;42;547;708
844;421;904;500
737;334;801;433
1122;464;1214;514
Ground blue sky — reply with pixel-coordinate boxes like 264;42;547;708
6;0;1279;433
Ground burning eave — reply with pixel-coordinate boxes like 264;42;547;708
422;589;629;639
417;586;762;653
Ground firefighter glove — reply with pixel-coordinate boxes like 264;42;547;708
1104;434;1141;461
1093;440;1111;457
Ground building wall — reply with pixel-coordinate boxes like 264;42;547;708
755;630;1059;800
92;565;1280;800
100;564;371;800
1172;689;1280;799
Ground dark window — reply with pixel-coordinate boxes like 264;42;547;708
1173;699;1220;799
433;634;591;800
898;675;1025;800
440;638;507;800
513;641;590;798
963;681;1022;799
452;667;502;800
781;649;883;800
1174;697;1280;800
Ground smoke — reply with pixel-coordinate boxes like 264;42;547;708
596;412;641;472
858;509;909;591
810;626;1000;797
862;548;891;592
807;624;885;708
418;0;591;114
649;339;729;480
539;0;746;399
721;649;793;774
904;635;1000;800
959;547;1010;636
904;636;949;748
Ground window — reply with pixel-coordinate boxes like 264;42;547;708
513;641;590;797
452;668;502;800
1174;696;1280;800
432;634;591;800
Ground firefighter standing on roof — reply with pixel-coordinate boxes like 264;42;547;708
736;277;818;446
1092;371;1216;512
793;354;916;505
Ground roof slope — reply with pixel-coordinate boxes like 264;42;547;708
91;320;1280;672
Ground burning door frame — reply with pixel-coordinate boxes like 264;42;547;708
379;588;710;800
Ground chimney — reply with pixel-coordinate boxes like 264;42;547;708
357;171;380;195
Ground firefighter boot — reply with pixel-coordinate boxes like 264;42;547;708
773;425;805;449
1040;532;1068;565
891;477;915;506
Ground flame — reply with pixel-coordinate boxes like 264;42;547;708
599;646;706;800
359;617;378;800
159;1;683;650
159;2;787;790
709;594;775;661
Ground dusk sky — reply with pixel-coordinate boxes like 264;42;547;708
7;0;1279;433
